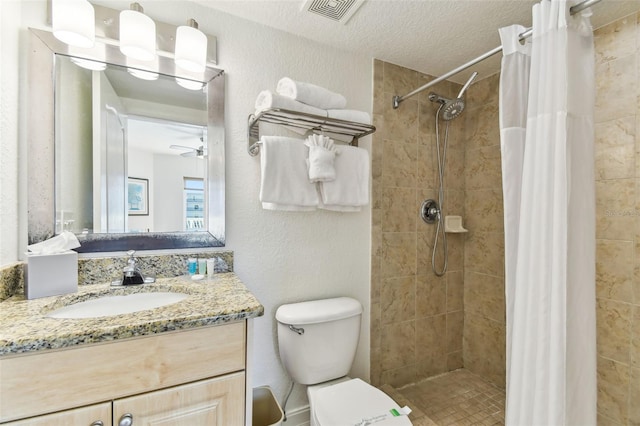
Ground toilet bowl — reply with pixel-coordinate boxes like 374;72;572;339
276;297;412;426
308;378;412;426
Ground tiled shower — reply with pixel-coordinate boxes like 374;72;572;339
371;10;640;425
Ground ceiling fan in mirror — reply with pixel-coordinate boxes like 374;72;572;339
169;142;207;157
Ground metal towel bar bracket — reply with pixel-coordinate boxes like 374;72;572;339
247;107;376;156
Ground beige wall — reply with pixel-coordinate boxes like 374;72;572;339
370;60;465;387
593;12;640;426
462;73;506;388
372;11;640;424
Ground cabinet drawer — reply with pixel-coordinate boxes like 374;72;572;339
2;402;111;426
0;322;245;423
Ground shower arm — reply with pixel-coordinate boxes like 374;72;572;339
391;0;603;109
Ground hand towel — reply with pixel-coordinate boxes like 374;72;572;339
255;90;326;116
277;77;347;109
304;135;338;183
259;136;319;211
319;145;369;209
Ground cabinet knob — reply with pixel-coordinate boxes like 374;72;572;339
119;413;133;426
90;422;104;426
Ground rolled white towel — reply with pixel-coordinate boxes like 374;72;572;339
277;77;347;109
304;135;338;183
255;90;325;116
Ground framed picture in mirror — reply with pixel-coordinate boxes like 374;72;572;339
128;177;149;216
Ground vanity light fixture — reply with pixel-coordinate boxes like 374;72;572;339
176;77;205;91
52;0;95;48
119;3;157;62
70;57;107;71
174;19;208;73
126;56;159;81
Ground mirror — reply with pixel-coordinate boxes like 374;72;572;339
28;27;225;253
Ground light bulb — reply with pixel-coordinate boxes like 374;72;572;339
175;19;208;73
119;3;157;62
52;0;95;48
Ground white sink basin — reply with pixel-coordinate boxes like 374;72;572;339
47;292;189;319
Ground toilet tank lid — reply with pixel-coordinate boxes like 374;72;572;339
276;297;362;325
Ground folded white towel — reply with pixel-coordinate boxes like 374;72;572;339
305;135;338;183
319;145;369;209
277;77;347;109
259;136;319;210
255;90;325;116
327;109;371;124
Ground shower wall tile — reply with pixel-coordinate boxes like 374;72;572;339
446;234;464;271
382;139;418;187
597;357;630;425
384;98;419;144
446;270;464;313
464;189;504;234
464;272;506;324
381;320;416;371
594;13;640;424
416;274;446;318
381;276;416;324
446;310;464;353
629;367;640;424
372;60;464;387
463;313;506;387
596;299;632;364
382;232;417;278
464;231;505;277
596;178;635;241
465;73;500;111
465;103;500;150
383;62;420;96
464;145;503;191
594;13;637;66
595;117;636;180
596;239;634;302
382;187;417;232
631;306;640;368
595;54;636;123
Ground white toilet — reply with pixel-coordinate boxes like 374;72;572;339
276;297;412;426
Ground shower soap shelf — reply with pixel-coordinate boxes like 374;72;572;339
247;107;376;156
444;216;468;233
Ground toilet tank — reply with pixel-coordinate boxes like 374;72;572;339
276;297;362;385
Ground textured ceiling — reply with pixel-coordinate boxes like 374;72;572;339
192;0;640;84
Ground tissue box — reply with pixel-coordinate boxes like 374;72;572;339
25;251;78;299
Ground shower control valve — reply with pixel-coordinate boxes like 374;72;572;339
421;199;440;224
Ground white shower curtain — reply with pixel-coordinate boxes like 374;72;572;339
499;1;596;425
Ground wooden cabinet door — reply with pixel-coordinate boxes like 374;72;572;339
3;402;111;426
113;373;245;426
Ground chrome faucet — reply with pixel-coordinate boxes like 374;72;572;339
119;250;154;285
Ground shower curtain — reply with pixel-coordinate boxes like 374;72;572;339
499;1;596;425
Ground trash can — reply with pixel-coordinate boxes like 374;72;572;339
252;386;284;426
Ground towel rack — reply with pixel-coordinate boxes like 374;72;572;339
247;108;376;156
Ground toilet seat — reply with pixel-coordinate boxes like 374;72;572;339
311;378;412;426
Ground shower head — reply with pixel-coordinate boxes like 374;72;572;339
428;71;478;121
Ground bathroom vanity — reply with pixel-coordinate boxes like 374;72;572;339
0;274;263;425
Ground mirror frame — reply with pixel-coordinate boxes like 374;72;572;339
27;27;225;253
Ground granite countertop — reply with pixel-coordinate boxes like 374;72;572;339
0;273;264;356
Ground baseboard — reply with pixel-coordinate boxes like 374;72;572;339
283;404;310;426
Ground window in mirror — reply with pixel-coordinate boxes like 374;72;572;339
184;178;205;232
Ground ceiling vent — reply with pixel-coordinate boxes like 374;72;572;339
302;0;365;24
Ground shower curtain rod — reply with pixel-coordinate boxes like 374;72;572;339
392;0;603;109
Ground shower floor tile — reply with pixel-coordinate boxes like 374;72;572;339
381;369;505;425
